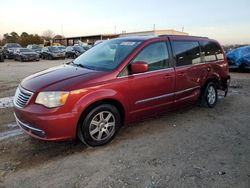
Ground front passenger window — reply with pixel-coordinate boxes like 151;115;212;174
132;42;170;71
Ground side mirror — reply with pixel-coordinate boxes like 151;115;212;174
131;61;148;74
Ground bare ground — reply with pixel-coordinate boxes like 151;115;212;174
0;60;249;188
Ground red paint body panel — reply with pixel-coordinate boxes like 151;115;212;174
14;36;230;141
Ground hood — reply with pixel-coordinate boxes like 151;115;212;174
21;64;102;92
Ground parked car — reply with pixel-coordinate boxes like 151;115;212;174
65;46;85;58
94;40;104;46
41;46;65;60
3;43;22;59
0;47;4;62
74;44;91;51
226;45;250;70
27;44;42;57
57;46;66;53
14;48;40;62
13;35;230;146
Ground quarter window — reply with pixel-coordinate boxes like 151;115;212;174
200;41;224;62
132;42;170;71
172;41;201;66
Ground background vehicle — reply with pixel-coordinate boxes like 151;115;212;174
41;46;65;60
227;45;250;70
57;46;66;53
27;44;42;57
14;48;40;62
65;46;85;58
0;47;4;62
14;36;230;147
3;43;22;59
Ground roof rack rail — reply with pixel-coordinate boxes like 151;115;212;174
158;34;209;39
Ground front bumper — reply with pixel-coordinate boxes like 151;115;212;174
14;105;78;141
14;113;45;137
21;56;39;61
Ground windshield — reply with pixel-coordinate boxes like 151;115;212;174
73;39;141;71
48;46;59;52
8;43;21;48
20;48;33;52
32;45;41;49
58;46;65;50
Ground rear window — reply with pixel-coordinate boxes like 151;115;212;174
200;41;224;62
172;41;201;66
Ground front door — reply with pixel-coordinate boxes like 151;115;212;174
127;41;175;120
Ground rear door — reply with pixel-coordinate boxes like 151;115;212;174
127;40;175;119
171;40;209;103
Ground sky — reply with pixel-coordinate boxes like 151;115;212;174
0;0;249;45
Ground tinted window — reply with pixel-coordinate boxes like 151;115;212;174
133;42;169;71
172;41;201;66
200;41;224;62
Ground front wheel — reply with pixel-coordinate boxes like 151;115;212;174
204;82;218;108
78;104;121;147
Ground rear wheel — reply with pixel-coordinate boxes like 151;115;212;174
204;82;218;108
78;104;121;147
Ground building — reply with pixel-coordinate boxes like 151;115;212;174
119;29;188;37
53;34;119;46
53;29;188;46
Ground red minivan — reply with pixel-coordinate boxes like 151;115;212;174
14;35;230;146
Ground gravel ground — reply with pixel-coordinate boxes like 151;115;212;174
0;60;249;188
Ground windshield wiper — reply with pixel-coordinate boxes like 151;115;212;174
69;61;86;68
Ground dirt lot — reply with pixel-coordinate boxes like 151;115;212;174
0;60;249;188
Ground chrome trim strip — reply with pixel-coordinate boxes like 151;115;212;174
174;86;200;95
135;93;174;104
14;113;45;135
135;86;200;104
117;67;174;79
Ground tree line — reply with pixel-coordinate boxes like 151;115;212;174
0;30;64;47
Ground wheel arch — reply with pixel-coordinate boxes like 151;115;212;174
200;77;220;100
76;98;126;139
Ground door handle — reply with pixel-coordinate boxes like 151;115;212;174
177;72;185;77
164;74;172;79
207;66;211;72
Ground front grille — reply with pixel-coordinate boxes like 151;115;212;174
14;87;33;108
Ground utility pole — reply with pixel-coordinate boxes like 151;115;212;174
61;24;64;36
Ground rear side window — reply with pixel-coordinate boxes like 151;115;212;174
200;41;224;62
132;42;170;71
172;41;201;66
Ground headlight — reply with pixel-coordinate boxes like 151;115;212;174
35;91;69;108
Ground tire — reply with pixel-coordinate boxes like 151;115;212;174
48;55;53;60
0;55;4;62
203;82;218;108
73;54;77;59
78;104;121;147
239;63;246;72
